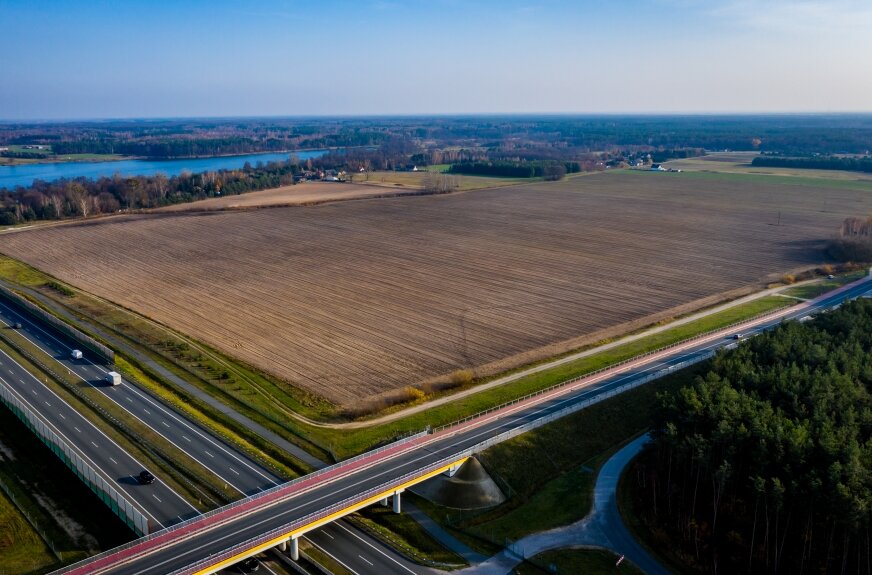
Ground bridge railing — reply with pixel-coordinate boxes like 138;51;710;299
51;428;430;575
169;451;472;575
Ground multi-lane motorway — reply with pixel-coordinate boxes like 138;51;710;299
0;297;430;575
49;274;872;575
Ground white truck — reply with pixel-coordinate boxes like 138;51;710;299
105;371;122;386
70;349;83;360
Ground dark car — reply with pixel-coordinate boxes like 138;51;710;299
239;558;260;573
137;470;155;485
13;322;22;329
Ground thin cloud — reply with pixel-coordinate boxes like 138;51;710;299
711;0;872;34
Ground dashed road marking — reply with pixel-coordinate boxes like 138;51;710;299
74;426;82;433
161;421;170;428
109;457;118;465
358;555;373;566
204;450;214;458
152;494;162;503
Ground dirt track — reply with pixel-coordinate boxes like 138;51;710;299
2;172;867;405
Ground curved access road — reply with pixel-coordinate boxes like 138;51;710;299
52;274;872;575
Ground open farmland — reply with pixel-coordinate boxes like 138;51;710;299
1;171;869;407
154;181;415;212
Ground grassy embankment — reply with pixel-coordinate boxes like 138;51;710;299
0;255;800;460
780;270;865;299
0;332;231;509
412;365;704;554
0;145;125;166
0;397;133;574
351;507;465;567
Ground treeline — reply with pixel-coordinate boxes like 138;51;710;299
448;161;582;179
632;301;872;573
52;137;292;158
752;154;872;173
827;215;872;261
0;159;302;224
50;131;389;159
0;151;46;159
650;147;706;163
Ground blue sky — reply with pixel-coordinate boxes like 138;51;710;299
1;0;870;119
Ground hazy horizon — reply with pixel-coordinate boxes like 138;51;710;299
3;0;871;120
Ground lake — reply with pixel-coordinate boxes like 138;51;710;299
0;149;329;190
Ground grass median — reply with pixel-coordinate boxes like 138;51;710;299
0;331;232;509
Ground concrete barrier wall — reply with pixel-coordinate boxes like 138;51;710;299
0;285;114;365
0;380;148;535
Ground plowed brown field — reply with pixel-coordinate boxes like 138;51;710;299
2;171;867;405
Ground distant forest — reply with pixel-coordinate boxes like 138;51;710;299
3;115;872;224
630;300;872;573
752;154;872;173
3;115;872;161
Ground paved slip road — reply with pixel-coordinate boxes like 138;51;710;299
53;275;872;575
0;297;437;575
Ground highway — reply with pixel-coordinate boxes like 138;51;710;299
0;297;432;574
54;274;872;575
0;335;197;531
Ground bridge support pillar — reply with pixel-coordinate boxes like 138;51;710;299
289;536;299;561
380;497;389;506
392;490;403;514
278;538;288;552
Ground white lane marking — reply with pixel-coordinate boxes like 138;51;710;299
143;409;150;415
74;426;82;433
0;344;189;524
4;309;279;492
110;457;118;465
305;539;361;575
357;555;373;566
91;441;99;448
0;367;169;529
182;435;191;442
229;467;240;475
44;400;51;407
58;412;65;420
336;522;417;574
152;494;162;503
204;450;214;458
161;421;170;428
322;530;334;540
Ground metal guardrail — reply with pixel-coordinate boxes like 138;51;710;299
52;428;430;575
166;353;716;575
0;283;115;364
0;380;149;536
431;303;799;434
53;276;872;574
168;452;471;575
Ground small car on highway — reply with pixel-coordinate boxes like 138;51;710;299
137;470;155;485
70;349;83;360
13;322;22;329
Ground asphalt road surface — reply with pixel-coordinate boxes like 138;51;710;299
57;274;872;575
0;297;432;574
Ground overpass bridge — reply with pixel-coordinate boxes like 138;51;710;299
50;275;872;575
